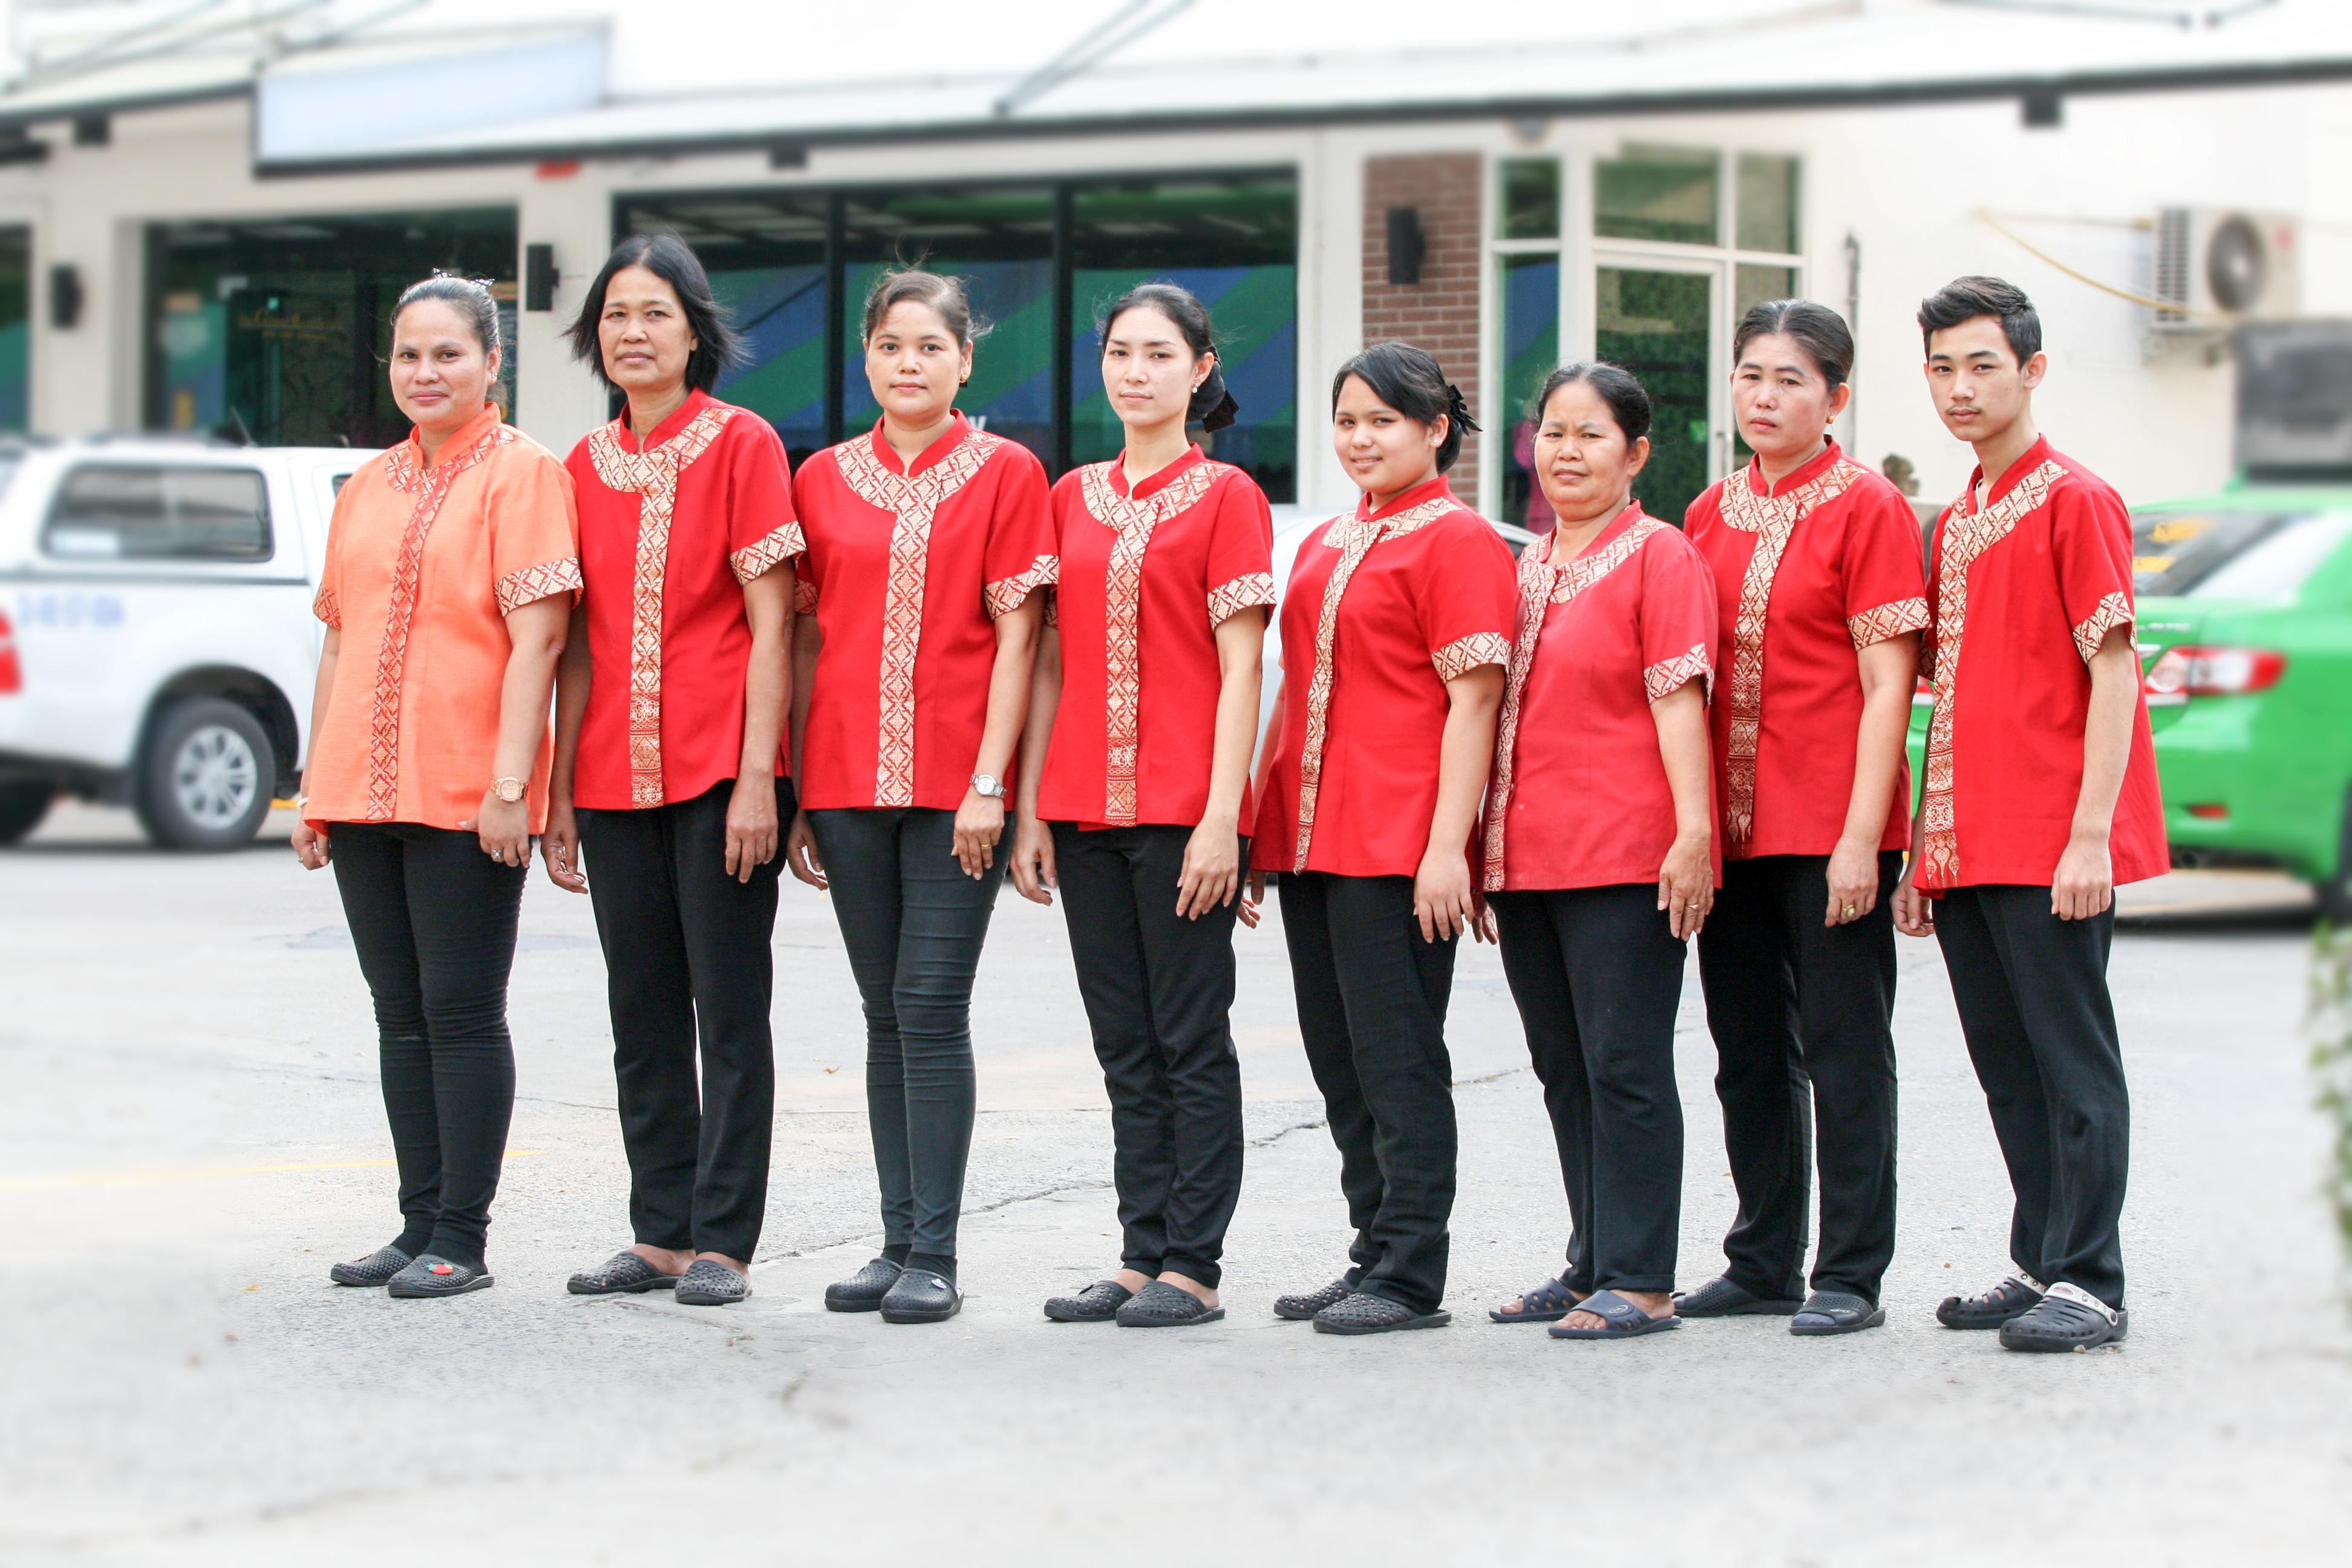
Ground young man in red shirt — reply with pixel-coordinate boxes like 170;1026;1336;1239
1892;276;2166;1353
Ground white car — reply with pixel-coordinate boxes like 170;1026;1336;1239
0;436;367;848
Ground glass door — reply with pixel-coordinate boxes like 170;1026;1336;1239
1592;255;1723;525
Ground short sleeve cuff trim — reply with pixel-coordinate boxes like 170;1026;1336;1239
1848;596;1931;649
1206;572;1276;627
1432;632;1511;682
730;521;806;585
793;577;818;616
313;587;341;630
495;557;583;615
2073;591;2134;662
1644;642;1714;703
985;554;1059;619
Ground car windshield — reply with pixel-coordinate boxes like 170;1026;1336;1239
2131;508;2345;598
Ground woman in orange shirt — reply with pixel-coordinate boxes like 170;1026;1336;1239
291;275;580;1300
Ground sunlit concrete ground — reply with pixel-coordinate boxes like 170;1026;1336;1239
3;802;2346;1563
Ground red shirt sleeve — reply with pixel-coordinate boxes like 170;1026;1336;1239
486;450;582;615
1841;485;1931;649
1638;532;1719;702
788;462;823;615
1419;516;1517;681
981;446;1057;618
1204;474;1276;625
2051;477;2138;662
1921;499;1958;684
724;419;803;585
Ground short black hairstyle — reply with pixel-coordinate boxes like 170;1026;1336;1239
566;232;746;395
1330;341;1479;474
1733;299;1855;391
1534;361;1653;445
1917;275;2042;365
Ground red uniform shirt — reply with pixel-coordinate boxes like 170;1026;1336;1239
1684;440;1929;859
564;390;802;812
792;414;1055;812
1918;437;2167;891
1481;506;1720;892
1036;448;1275;830
1250;476;1517;879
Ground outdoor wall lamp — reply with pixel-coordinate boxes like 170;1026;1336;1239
49;263;83;330
524;244;558;312
1387;206;1426;286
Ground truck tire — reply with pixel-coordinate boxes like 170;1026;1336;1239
0;781;54;844
2324;785;2352;928
135;697;276;851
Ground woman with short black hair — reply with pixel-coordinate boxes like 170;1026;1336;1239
543;234;803;1308
1246;342;1516;1335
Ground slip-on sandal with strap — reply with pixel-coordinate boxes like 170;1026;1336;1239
1674;1275;1803;1318
1789;1290;1886;1336
1116;1279;1225;1328
1936;1273;2044;1330
1998;1282;2128;1353
879;1267;962;1324
567;1252;681;1296
675;1259;751;1306
1274;1279;1352;1321
1547;1288;1681;1340
1489;1276;1584;1324
385;1255;493;1298
825;1257;904;1313
1312;1290;1450;1335
1044;1279;1133;1322
328;1245;412;1287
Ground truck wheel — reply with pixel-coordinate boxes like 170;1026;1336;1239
2324;786;2352;928
0;781;54;844
136;697;276;851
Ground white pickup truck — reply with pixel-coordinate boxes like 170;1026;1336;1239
0;436;367;848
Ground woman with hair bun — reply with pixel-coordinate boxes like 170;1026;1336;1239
788;269;1055;1326
1009;281;1273;1329
1246;342;1516;1336
1482;362;1718;1343
1676;300;1927;1336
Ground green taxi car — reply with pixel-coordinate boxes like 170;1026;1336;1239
1909;482;2352;919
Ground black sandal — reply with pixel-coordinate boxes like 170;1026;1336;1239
1936;1273;2043;1330
567;1252;681;1296
1116;1279;1224;1327
825;1257;904;1313
675;1259;751;1306
1999;1283;2127;1352
1674;1275;1802;1318
1489;1276;1583;1324
385;1255;493;1298
879;1268;962;1324
1312;1291;1449;1335
328;1245;412;1287
1789;1290;1885;1336
1274;1279;1351;1321
1044;1279;1132;1322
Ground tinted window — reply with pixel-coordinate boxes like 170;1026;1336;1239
44;465;272;561
2132;510;2298;596
2188;512;2352;600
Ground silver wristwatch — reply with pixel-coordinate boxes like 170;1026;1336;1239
970;773;1005;800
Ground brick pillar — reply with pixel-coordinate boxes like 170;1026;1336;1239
1362;153;1484;504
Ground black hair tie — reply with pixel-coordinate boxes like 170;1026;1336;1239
1445;382;1481;435
1188;362;1240;433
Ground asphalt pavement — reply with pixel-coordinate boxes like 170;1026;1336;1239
3;803;2346;1563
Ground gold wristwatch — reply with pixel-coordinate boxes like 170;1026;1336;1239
493;777;526;804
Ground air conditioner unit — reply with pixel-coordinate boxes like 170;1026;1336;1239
2151;208;2300;331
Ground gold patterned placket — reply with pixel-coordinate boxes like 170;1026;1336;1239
362;423;517;820
589;405;737;808
835;430;1002;806
1480;517;1663;889
1080;460;1221;825
1918;460;2065;888
1716;458;1862;850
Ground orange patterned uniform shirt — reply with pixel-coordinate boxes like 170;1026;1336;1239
306;405;581;832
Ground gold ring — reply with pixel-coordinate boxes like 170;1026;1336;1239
1843;904;1857;918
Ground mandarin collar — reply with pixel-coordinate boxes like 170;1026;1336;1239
1968;434;2055;511
619;388;711;453
1109;444;1206;501
1553;500;1648;563
1359;472;1455;523
866;411;972;477
1743;437;1845;499
407;402;504;471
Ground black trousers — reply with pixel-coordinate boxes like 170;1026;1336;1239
1053;822;1245;1289
1279;871;1459;1315
330;822;525;1272
1935;884;2130;1308
806;806;999;1267
1490;883;1688;1295
577;779;786;1263
1696;852;1902;1302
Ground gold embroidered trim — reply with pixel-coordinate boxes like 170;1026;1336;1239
1433;632;1511;683
730;521;806;586
1206;572;1275;627
361;423;519;820
1291;497;1460;871
835;429;1004;806
1079;460;1223;825
589;404;737;808
1919;460;2066;888
494;557;581;616
1644;642;1714;703
1717;458;1863;848
1481;517;1664;889
2073;590;2134;663
794;577;817;616
1849;596;1930;650
984;553;1059;619
313;587;340;630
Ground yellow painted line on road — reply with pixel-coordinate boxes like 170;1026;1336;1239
0;1149;547;1193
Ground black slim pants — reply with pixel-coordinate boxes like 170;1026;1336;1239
1279;871;1459;1316
1696;852;1902;1303
1935;884;2130;1308
330;822;526;1273
1053;822;1246;1289
806;807;999;1270
1490;883;1688;1296
577;779;786;1263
